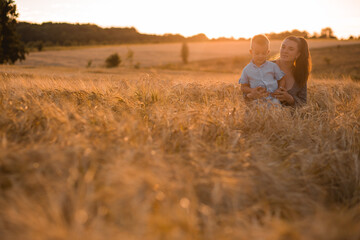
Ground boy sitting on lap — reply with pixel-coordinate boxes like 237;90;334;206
239;34;285;104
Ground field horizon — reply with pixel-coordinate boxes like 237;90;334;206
17;39;360;69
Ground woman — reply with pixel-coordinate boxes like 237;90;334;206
246;36;312;107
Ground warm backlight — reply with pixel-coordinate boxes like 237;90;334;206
17;0;360;39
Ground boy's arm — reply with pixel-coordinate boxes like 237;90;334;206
240;66;266;99
239;68;252;97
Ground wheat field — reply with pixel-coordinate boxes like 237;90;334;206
0;65;360;240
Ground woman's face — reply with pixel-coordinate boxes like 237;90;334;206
280;39;300;62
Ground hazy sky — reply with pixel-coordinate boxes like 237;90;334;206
16;0;360;39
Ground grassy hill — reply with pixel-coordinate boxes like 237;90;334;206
0;66;359;239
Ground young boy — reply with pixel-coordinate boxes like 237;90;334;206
239;34;285;104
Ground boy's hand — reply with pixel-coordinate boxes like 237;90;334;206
247;87;267;99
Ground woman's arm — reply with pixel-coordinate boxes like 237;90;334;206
271;87;295;105
291;85;307;106
271;85;307;106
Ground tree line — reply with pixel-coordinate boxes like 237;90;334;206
18;22;353;50
265;27;352;40
16;22;209;48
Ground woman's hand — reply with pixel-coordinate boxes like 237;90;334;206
271;87;294;105
246;86;268;100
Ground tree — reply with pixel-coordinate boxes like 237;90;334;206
0;0;26;64
181;42;189;64
320;27;336;39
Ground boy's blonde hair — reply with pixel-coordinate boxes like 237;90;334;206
251;34;270;49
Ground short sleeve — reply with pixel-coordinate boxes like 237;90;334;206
239;68;249;84
273;64;285;81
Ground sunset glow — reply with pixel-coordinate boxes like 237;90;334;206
16;0;360;39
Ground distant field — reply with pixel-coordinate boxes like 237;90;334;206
311;43;360;80
1;65;360;240
159;43;360;80
17;40;360;68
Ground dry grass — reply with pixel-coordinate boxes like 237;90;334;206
0;66;360;240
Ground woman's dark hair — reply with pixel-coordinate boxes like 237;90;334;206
285;36;312;87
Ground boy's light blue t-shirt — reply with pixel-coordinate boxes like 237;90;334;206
239;60;285;93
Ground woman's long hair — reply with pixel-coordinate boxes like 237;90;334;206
285;36;312;87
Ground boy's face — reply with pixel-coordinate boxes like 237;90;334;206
250;43;270;66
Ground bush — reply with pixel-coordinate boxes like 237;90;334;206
134;62;140;69
105;53;121;68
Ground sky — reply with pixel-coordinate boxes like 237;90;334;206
16;0;360;39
